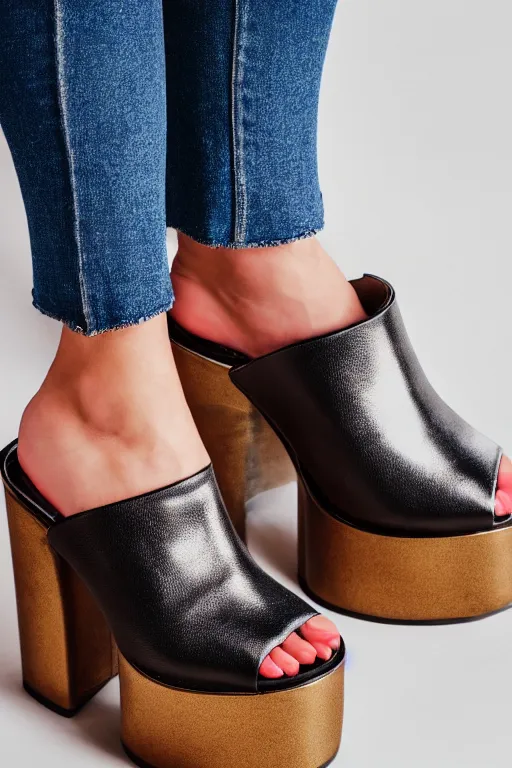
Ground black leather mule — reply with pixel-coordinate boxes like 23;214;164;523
1;441;344;768
170;275;512;623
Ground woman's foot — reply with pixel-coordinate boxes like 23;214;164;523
18;316;209;515
170;233;512;520
17;313;340;679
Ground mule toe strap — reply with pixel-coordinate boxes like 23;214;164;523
47;464;318;692
230;275;501;536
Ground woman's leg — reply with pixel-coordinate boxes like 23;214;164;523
0;0;205;504
0;0;338;678
0;0;172;334
164;0;512;515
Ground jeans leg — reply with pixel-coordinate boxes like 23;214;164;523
0;0;172;335
164;0;338;248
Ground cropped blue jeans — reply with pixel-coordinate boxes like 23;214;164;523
0;0;338;335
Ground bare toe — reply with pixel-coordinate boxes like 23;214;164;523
259;616;340;677
281;632;317;664
306;640;332;661
495;489;512;517
495;456;512;516
301;616;340;650
259;655;284;678
270;647;300;676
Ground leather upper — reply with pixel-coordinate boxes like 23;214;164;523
229;275;504;536
44;464;319;692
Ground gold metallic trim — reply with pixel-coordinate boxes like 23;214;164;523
4;489;117;712
172;342;294;540
298;478;512;621
119;654;344;768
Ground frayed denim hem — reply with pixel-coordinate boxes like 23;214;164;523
32;298;174;337
171;224;323;249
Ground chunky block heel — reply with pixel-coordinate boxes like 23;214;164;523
169;275;512;623
3;486;117;716
2;440;344;767
171;338;294;540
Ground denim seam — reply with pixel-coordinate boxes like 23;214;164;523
53;0;92;333
32;298;174;337
171;224;323;249
231;0;248;245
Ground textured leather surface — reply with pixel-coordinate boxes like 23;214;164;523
46;464;317;692
230;275;503;535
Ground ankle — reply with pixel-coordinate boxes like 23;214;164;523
22;318;176;443
18;316;209;514
170;233;367;357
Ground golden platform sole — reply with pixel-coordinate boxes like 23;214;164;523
119;654;343;768
173;343;512;623
172;341;294;541
298;478;512;623
4;490;117;716
3;474;344;767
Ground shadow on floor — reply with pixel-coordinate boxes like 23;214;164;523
0;665;125;763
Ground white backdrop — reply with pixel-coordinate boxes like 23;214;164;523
1;1;511;766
